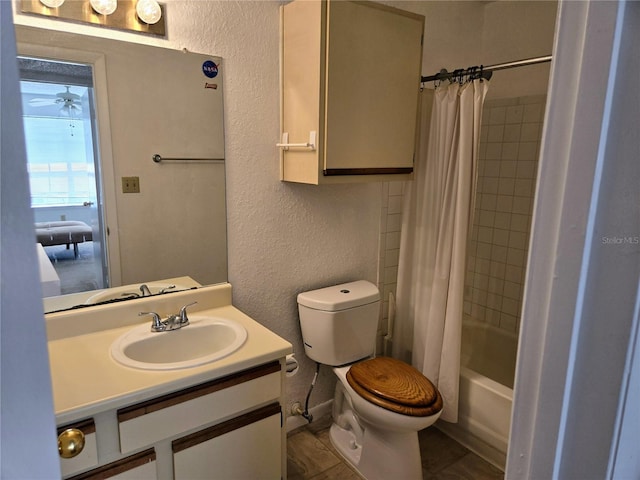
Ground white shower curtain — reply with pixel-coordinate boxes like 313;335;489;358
393;79;489;422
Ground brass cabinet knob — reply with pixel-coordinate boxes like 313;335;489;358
58;428;85;458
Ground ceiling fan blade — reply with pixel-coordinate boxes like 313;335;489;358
29;98;58;106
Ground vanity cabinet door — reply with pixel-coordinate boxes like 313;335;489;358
68;448;156;480
58;419;98;478
172;403;281;479
281;0;424;184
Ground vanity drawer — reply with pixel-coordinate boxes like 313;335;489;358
68;448;156;480
58;419;98;478
117;361;281;453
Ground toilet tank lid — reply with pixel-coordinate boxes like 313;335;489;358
297;280;380;311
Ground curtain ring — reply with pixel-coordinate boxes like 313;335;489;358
452;69;463;85
471;66;479;82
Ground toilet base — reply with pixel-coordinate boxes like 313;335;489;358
329;423;362;469
329;421;424;480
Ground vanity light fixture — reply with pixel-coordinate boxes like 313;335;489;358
90;0;117;16
136;0;162;25
21;0;166;36
39;0;65;7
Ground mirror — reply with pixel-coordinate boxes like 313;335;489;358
15;26;227;313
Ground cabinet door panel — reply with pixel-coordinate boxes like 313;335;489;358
324;1;423;173
173;411;281;479
281;0;324;184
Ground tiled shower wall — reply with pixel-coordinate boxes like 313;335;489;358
377;181;404;351
377;95;546;344
463;95;546;334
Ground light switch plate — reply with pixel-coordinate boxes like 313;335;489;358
122;176;140;193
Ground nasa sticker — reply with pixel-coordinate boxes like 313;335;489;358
202;60;218;79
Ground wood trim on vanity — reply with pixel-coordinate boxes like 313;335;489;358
68;448;155;480
171;402;281;453
117;361;281;423
323;167;413;176
57;418;96;436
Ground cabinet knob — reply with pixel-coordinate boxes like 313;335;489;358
58;428;85;458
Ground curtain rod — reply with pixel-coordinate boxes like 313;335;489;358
421;54;553;83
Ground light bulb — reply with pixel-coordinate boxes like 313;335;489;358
90;0;117;16
136;0;161;25
39;0;65;7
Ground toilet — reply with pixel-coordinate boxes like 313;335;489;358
297;280;443;480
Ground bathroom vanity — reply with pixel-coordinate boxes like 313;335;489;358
46;283;292;479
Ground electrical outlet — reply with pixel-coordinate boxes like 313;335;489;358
122;176;140;193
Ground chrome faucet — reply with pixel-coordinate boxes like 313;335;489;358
139;284;152;296
159;285;176;294
140;301;198;332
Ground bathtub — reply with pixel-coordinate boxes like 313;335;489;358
436;321;516;470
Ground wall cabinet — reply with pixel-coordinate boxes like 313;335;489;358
280;0;424;184
59;361;284;479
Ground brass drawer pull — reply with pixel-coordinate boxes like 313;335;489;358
58;428;85;458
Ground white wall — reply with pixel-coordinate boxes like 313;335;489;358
482;1;556;100
390;0;486;74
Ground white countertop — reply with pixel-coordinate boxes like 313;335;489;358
46;283;292;425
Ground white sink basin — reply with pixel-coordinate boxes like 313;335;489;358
85;282;193;304
111;316;247;370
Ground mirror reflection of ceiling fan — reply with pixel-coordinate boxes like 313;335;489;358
28;86;82;117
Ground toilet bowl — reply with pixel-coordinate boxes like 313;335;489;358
329;359;442;480
297;281;443;480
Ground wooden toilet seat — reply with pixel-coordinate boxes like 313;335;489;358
346;357;443;417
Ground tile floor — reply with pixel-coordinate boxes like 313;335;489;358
287;415;504;479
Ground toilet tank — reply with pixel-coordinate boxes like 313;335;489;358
297;280;380;366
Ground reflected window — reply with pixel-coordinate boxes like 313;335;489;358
18;57;108;295
19;59;97;208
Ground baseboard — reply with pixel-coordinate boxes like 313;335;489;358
285;399;333;433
